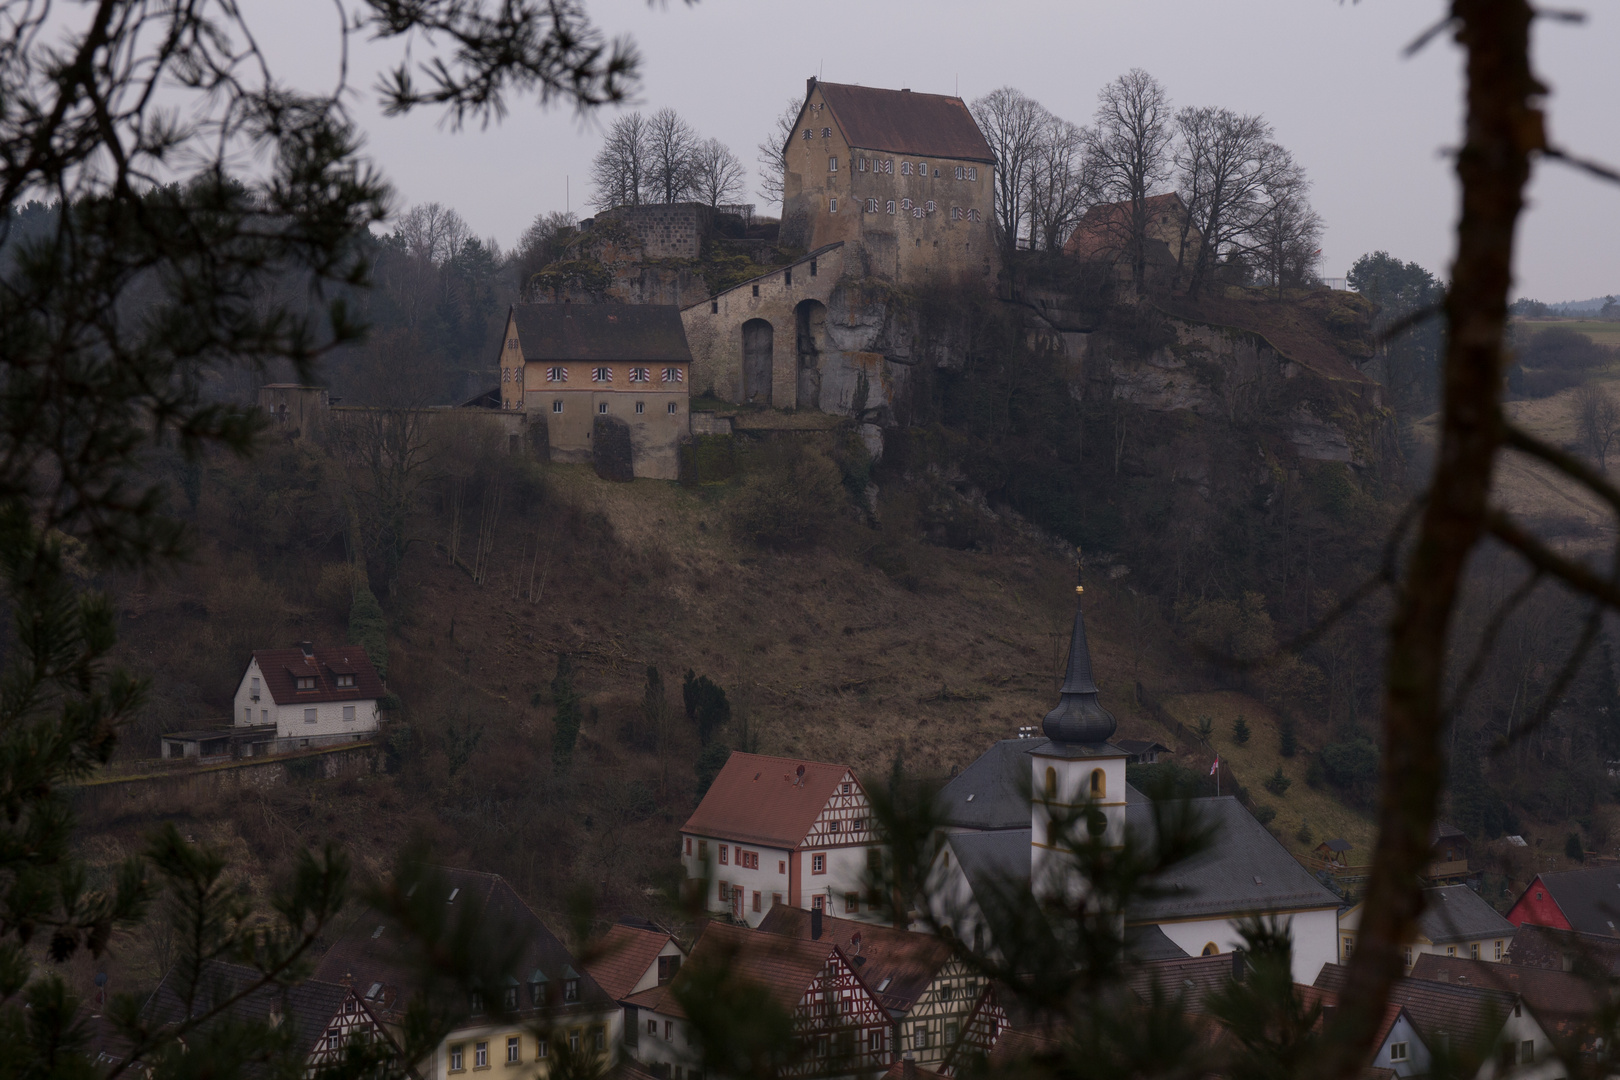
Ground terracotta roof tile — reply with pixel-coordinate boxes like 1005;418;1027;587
756;906;952;1012
583;924;678;1002
815;82;995;164
681;752;854;849
624;922;844;1021
1409;955;1602;1057
251;645;384;706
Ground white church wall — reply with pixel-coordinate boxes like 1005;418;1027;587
1147;906;1339;985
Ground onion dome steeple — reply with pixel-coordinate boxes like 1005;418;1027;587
1041;554;1117;746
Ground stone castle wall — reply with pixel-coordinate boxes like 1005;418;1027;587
599;203;712;260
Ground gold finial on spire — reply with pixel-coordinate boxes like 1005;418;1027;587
1075;546;1084;594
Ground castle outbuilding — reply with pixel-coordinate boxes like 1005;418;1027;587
780;78;998;287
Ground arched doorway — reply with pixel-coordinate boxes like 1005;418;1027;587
795;299;829;410
742;319;773;404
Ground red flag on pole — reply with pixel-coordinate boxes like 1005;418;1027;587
1209;756;1219;776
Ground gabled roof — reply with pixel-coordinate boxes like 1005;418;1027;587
136;959;356;1064
1126;797;1341;922
1413;885;1514;944
1408;954;1601;1057
509;303;693;365
1124;923;1189;961
756;906;953;1013
1523;865;1620;935
248;645;384;706
812;81;995;164
938;738;1045;830
1431;821;1466;843
582;923;680;1002
681;752;854;849
1504;922;1620;974
1316;963;1518;1054
624;922;846;1021
1319;839;1353;853
947;828;1031;901
312;867;612;1024
1127;952;1241;1008
1115;739;1173;756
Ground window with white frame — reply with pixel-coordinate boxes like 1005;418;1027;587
552;400;562;413
885;200;896;215
546;366;567;382
597;402;608;414
828;157;838;172
865;198;878;213
667;402;677;414
967;167;978;180
450;1046;465;1071
955;166;965;180
304;708;317;723
901;162;912;175
821;127;831;138
1390;1043;1407;1062
629;367;651;383
475;1043;488;1068
591;367;611;383
296;676;315;690
635;401;644;414
829;198;837;213
343;706;355;721
507;1037;520;1063
661;366;684;383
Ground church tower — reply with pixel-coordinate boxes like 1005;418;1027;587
1030;562;1128;901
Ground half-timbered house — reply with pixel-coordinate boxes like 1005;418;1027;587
682;753;884;926
757;906;985;1071
624;921;892;1080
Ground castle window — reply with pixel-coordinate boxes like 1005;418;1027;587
879;160;892;174
968;208;983;222
501;367;510;382
1044;767;1057;800
828;157;838;172
858;158;868;173
635;401;644;414
785;268;792;286
917;161;928;173
925;200;937;213
912;207;923;219
951;206;963;221
546;366;567;382
885;200;896;215
752;284;760;297
865;198;878;213
598;402;608;414
710;301;718;313
900;198;912;212
810;260;817;276
822;127;832;138
901;162;912;176
667;402;677;414
802;129;813;141
508;337;519;349
698;840;707;858
829;198;837;213
967;167;978;181
955;166;965;180
591;367;611;383
662;367;683;383
552;400;562;413
629;367;651;383
1091;769;1105;797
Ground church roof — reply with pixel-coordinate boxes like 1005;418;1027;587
1125;798;1341;922
938;738;1046;830
681;751;853;849
813;81;996;164
1040;573;1118;745
509;303;693;364
947;828;1032;900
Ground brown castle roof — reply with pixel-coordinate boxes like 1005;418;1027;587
813;81;995;164
509;304;692;365
681;751;855;849
249;645;384;706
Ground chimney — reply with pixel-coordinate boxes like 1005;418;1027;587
299;641;315;659
807;76;817;97
1231;948;1245;983
811;906;823;940
903;1053;916;1080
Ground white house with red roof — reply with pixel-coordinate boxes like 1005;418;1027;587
681;753;882;927
233;641;384;747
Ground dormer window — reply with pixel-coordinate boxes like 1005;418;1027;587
335;674;355;688
296;676;315;690
469;991;484;1015
564;979;579;1003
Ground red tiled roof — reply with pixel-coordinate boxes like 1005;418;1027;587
250;645;384;706
756;906;952;1012
883;1062;950;1080
1315;963;1518;1056
583;924;677;1002
624;922;841;1021
681;752;854;849
814;81;995;164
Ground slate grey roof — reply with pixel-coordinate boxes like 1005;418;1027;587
948;828;1031;899
1417;885;1515;944
1530;865;1620;936
509;304;693;364
939;738;1141;828
1125;797;1340;923
1125;923;1190;961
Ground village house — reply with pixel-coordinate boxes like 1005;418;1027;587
99;959;397;1072
582;920;688;1057
925;576;1340;983
312;868;620;1080
758;906;988;1071
1114;738;1173;765
498;303;692;480
234;641;382;746
1314;838;1353;867
1504;922;1620;973
623;920;893;1080
1316;962;1566;1080
1338;885;1515;968
1506;864;1620;935
1409;954;1607;1068
780;79;998;287
1429;821;1473;881
681;752;884;927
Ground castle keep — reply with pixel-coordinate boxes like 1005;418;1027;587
780;78;998;286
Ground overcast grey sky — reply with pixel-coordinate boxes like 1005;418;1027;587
258;0;1619;301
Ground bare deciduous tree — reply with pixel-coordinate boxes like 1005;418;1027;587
643;107;700;204
1084;69;1176;295
1027;113;1090;252
591;111;651;208
691;137;746;209
756;97;803;208
1243;152;1323;299
1574;382;1620;470
972;87;1046;253
1174;106;1282;298
512;209;579;297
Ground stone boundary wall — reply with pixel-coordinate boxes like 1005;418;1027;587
600;204;711;260
71;742;381;818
